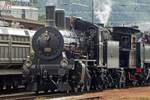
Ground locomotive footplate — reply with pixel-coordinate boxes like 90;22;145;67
31;64;72;76
0;69;22;75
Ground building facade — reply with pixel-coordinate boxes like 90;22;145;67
0;0;38;21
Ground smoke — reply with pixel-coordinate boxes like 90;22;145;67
94;0;112;24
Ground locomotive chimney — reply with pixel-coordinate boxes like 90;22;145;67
45;6;56;26
55;9;65;29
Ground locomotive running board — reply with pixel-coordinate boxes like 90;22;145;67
0;69;22;75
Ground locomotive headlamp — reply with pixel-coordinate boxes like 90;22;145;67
25;56;32;68
26;61;32;68
60;58;68;67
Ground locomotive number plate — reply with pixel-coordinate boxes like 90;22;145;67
44;48;52;53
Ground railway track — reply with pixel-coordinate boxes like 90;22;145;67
0;92;35;100
0;91;75;100
0;91;100;100
0;92;102;100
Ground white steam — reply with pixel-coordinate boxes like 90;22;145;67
94;0;112;24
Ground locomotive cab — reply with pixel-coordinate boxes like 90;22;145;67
110;27;142;69
109;27;147;86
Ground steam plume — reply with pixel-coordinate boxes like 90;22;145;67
94;0;112;24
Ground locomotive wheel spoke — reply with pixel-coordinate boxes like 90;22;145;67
74;87;78;93
86;80;91;91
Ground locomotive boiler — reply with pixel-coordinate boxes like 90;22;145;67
23;5;150;93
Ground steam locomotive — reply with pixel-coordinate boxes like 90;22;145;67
23;6;150;93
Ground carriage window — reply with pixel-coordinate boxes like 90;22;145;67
135;32;142;40
121;36;130;48
0;29;3;34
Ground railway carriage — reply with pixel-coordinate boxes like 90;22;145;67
0;27;35;90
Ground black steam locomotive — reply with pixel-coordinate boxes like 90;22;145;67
23;6;150;93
